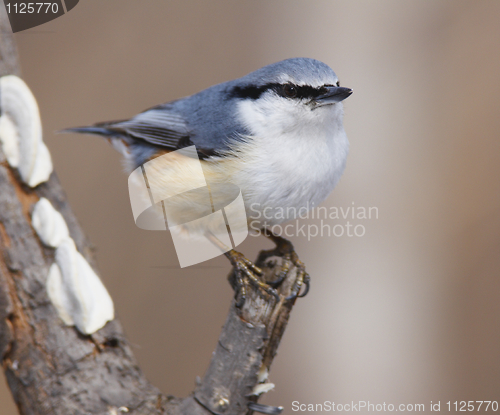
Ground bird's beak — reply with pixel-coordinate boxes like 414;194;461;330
315;86;353;105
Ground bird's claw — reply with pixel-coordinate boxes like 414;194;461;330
258;232;311;301
281;251;310;301
226;250;280;307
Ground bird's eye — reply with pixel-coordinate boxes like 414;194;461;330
283;84;297;98
336;81;340;87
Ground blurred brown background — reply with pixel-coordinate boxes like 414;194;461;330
2;0;500;413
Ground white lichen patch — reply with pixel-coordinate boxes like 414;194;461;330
258;366;269;383
0;79;112;334
251;367;275;396
0;114;20;167
107;406;130;415
32;189;114;336
0;75;53;187
250;382;275;396
47;239;114;334
29;140;52;187
46;264;74;325
32;198;70;248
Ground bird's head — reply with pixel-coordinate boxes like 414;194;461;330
229;58;352;138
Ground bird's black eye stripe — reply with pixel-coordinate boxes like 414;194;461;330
229;83;334;100
229;84;271;100
276;84;335;100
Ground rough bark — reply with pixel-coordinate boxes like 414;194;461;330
0;7;299;415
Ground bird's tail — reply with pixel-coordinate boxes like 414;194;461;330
59;126;115;136
59;122;159;170
59;119;127;137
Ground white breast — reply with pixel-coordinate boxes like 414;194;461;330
207;97;349;227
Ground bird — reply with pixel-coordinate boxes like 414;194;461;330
64;57;352;306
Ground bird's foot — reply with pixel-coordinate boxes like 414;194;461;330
281;250;310;300
258;233;310;300
225;250;279;308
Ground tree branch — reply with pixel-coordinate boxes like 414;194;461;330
0;8;299;415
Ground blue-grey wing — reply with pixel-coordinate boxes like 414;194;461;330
95;105;190;149
65;81;248;158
